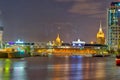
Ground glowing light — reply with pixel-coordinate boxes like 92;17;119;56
4;59;11;73
118;9;120;11
17;47;25;54
73;43;75;46
8;41;15;45
72;39;85;47
78;44;81;46
118;3;120;6
72;39;85;44
15;39;24;44
90;41;94;44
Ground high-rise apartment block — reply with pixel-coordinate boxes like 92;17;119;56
107;2;120;50
0;27;3;42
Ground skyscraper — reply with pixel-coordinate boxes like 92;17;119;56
0;27;3;42
0;11;4;48
0;11;3;41
107;2;120;50
96;22;105;44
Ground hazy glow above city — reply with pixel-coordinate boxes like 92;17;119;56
0;0;115;43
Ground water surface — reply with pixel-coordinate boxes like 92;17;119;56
0;56;119;80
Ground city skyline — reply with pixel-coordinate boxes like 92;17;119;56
0;0;115;43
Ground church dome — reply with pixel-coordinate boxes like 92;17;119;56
56;34;61;43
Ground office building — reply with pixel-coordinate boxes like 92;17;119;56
107;2;120;50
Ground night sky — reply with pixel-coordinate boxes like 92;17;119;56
0;0;116;43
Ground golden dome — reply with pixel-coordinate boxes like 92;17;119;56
56;34;61;43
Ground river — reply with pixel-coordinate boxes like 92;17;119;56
0;56;119;80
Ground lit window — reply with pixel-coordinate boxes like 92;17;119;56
118;9;120;11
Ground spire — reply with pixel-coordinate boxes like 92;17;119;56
96;21;105;44
57;34;60;38
97;21;105;38
99;21;103;32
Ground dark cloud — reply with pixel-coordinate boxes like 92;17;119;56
55;0;86;2
55;0;112;19
69;2;102;14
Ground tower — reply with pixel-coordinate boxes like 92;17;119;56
55;34;62;46
0;11;3;48
107;2;120;50
96;22;105;44
0;27;3;42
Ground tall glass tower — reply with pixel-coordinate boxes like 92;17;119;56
107;2;120;50
0;11;3;40
0;11;4;48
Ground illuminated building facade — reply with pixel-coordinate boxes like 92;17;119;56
0;28;3;53
107;2;120;50
54;34;62;46
0;11;3;48
0;27;3;42
72;39;85;48
96;22;105;44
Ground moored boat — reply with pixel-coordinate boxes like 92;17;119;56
116;54;120;66
92;54;110;57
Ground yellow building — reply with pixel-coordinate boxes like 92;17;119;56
54;34;62;46
96;22;105;44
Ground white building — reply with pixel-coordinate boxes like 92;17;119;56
72;39;85;47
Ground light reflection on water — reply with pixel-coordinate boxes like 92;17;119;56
12;61;27;80
0;56;118;80
0;59;27;80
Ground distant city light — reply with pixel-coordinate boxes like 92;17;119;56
90;41;94;44
118;3;120;6
15;39;24;44
72;39;85;47
118;9;120;11
8;41;15;45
